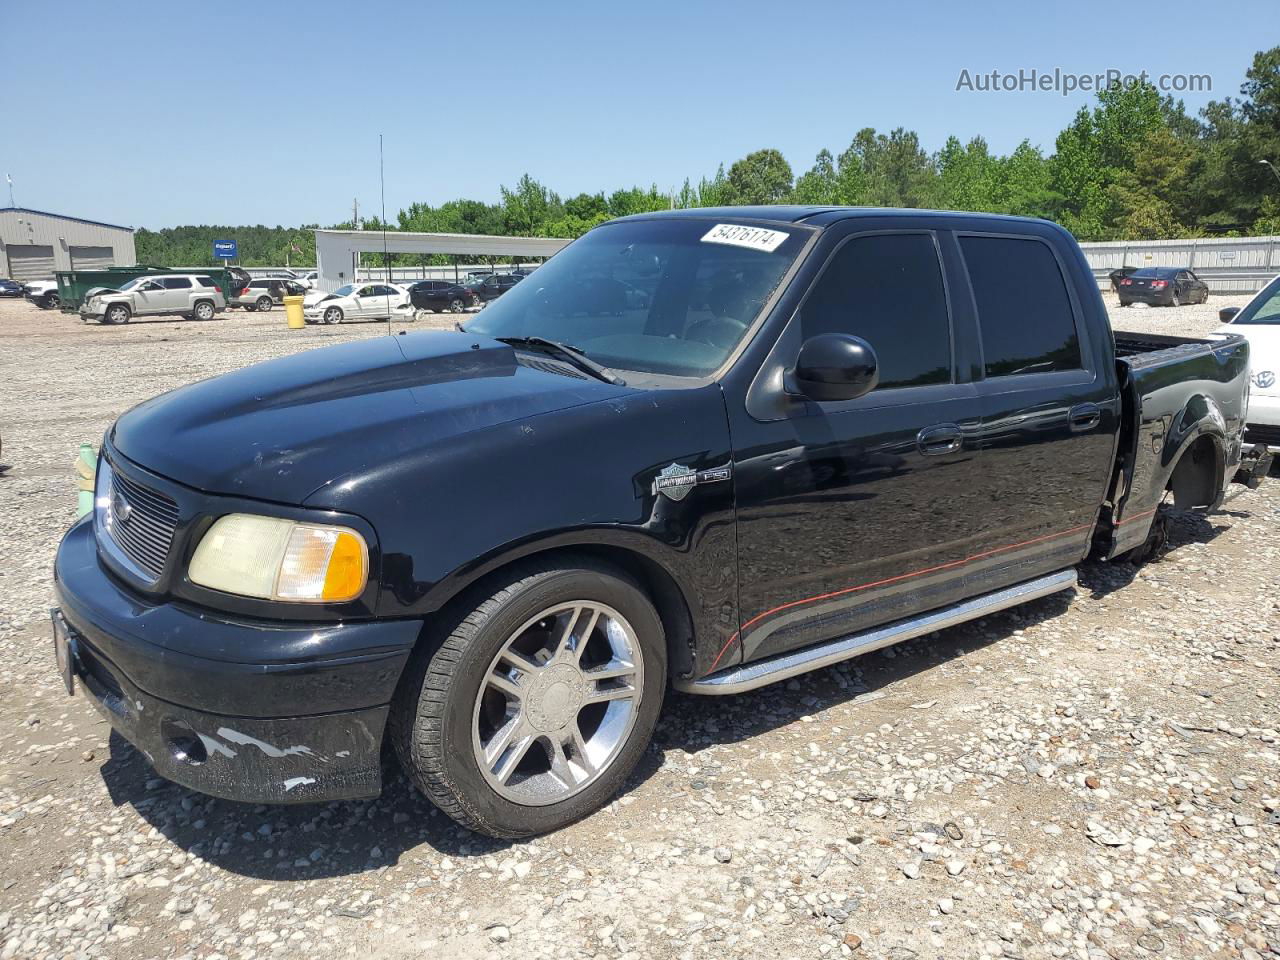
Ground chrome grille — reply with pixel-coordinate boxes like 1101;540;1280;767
104;461;179;579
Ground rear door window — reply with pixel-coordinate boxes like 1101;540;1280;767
960;235;1082;378
162;277;192;289
800;232;952;390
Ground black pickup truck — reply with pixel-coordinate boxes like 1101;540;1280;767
52;207;1270;838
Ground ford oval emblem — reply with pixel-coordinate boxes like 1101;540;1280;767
1254;370;1276;389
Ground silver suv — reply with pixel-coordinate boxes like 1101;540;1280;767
80;275;226;325
230;277;306;312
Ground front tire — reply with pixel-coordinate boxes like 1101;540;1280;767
322;306;343;325
391;557;666;838
102;303;131;325
1118;299;1131;307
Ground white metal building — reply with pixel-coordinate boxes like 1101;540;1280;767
314;229;570;293
0;208;137;282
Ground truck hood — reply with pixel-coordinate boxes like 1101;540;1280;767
110;330;630;503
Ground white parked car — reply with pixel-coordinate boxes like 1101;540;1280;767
23;279;60;309
302;282;413;325
296;271;319;289
1216;273;1280;452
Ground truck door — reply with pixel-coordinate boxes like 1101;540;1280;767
729;229;990;666
957;231;1117;589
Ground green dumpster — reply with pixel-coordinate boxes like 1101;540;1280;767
55;265;250;312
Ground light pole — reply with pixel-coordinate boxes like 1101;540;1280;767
1261;160;1280;187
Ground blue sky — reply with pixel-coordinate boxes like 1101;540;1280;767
6;0;1278;229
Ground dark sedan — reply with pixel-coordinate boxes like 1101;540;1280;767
467;273;524;303
1117;267;1209;307
1108;265;1138;291
0;279;24;298
408;280;474;314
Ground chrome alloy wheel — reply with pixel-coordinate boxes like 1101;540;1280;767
472;602;643;805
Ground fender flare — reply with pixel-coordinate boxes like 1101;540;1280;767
402;528;707;680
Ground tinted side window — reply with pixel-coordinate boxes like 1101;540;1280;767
801;233;951;390
196;277;215;287
961;235;1081;378
163;277;192;289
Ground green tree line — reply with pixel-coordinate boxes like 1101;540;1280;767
135;46;1280;268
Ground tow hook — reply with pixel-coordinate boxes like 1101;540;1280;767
1233;443;1273;489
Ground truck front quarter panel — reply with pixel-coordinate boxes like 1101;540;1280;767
304;384;739;678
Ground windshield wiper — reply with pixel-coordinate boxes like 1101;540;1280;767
493;336;626;386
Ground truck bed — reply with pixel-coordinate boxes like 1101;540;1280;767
1104;329;1252;558
1112;330;1228;366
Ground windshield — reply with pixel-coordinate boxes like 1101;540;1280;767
464;218;809;377
1231;274;1280;325
118;277;147;291
332;283;355;297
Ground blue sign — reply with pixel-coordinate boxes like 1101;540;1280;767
213;239;238;259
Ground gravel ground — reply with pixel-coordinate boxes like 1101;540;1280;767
2;291;1278;960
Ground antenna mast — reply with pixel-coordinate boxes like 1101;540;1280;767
380;135;391;337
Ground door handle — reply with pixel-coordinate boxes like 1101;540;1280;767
1069;403;1102;432
917;424;963;456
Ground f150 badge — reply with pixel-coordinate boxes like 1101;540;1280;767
653;462;732;501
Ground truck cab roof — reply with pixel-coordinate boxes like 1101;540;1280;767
611;205;1059;229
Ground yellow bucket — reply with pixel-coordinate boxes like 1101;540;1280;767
283;295;305;329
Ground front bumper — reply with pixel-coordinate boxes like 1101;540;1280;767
1245;393;1280;451
53;518;422;803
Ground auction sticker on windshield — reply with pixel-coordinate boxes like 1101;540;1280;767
701;223;790;252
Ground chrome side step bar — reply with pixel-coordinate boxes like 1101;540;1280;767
675;568;1078;696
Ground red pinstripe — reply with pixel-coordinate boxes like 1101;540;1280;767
706;519;1104;673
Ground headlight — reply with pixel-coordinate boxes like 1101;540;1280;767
188;514;368;602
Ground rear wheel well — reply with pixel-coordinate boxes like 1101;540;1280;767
1168;434;1222;509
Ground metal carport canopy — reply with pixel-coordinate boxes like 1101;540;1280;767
313;229;571;292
